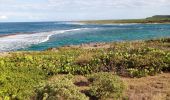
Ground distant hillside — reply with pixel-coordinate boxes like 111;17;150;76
79;15;170;24
147;15;170;19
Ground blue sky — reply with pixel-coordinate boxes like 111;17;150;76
0;0;170;22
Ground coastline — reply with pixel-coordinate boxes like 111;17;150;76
47;37;170;51
1;37;170;54
0;32;35;38
79;22;170;25
0;33;21;37
78;18;170;24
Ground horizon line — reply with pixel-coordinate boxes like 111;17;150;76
0;17;150;23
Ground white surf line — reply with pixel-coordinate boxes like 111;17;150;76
0;28;96;52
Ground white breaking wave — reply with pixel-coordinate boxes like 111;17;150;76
0;28;92;52
61;22;87;25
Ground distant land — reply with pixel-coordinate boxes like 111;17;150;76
79;15;170;24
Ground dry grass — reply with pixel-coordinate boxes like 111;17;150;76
0;52;10;57
74;51;95;66
122;73;170;100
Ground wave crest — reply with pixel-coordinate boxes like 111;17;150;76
0;28;90;52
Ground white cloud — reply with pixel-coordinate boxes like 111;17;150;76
0;0;170;21
47;0;170;8
0;0;170;12
0;15;8;20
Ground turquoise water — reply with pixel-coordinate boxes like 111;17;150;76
0;22;170;52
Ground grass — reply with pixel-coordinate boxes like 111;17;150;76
0;38;170;100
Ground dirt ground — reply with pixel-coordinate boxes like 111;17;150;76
122;73;170;100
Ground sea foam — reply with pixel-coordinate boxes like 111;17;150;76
0;28;90;52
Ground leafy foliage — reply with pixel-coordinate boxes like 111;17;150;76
35;76;88;100
87;72;125;99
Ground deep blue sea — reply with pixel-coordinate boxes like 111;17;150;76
0;22;170;52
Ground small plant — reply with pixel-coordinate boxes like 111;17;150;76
74;51;94;66
35;76;89;100
127;68;149;77
87;72;125;100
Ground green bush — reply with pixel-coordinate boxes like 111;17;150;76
124;49;168;77
87;72;125;100
35;76;88;100
163;52;170;71
0;56;46;100
127;68;149;77
88;47;169;77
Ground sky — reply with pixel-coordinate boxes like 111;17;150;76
0;0;170;22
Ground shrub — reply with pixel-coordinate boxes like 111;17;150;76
125;49;168;77
0;57;46;100
163;52;170;71
35;76;88;100
74;51;94;66
127;68;149;77
87;72;125;100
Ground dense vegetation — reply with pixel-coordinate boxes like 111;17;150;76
79;15;170;24
0;38;169;100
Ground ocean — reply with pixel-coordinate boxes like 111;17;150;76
0;22;170;52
